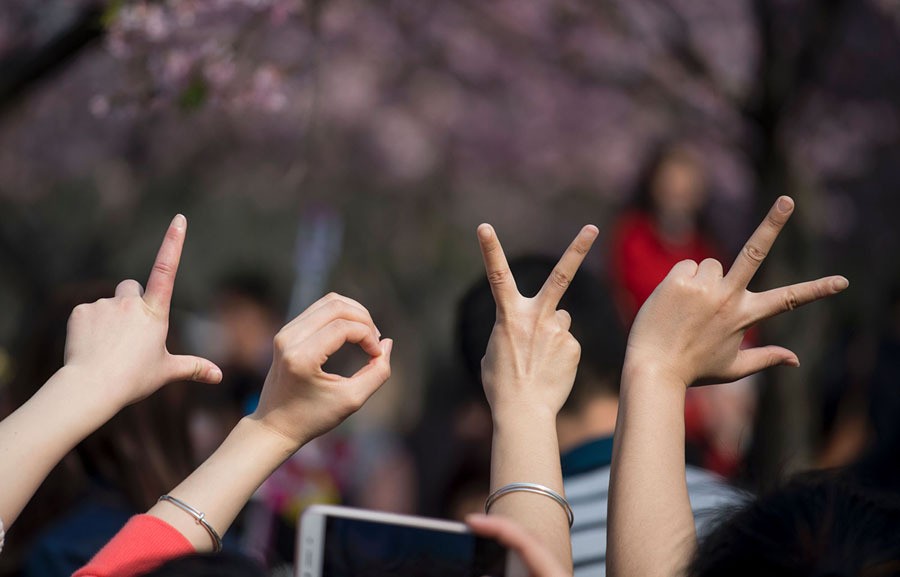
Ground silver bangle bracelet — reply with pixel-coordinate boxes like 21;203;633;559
484;482;575;528
158;494;223;552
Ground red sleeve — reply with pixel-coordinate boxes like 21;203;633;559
73;515;195;577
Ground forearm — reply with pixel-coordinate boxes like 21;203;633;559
490;409;572;572
0;366;117;526
147;416;300;550
607;364;695;577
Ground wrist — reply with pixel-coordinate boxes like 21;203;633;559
47;365;126;423
242;413;309;456
621;355;691;392
491;403;558;434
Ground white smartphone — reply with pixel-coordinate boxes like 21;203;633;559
297;505;527;577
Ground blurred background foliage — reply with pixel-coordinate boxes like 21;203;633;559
1;0;900;478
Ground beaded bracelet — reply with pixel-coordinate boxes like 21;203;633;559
484;482;575;527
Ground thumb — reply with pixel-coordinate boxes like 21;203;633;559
168;354;224;384
732;345;800;378
346;338;393;399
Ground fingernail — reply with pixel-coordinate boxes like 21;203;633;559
832;276;849;291
384;339;393;355
785;358;800;368
375;326;382;338
477;224;493;240
777;197;794;213
172;214;187;229
209;366;223;382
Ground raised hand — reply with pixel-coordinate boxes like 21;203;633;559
477;223;599;421
63;215;223;408
625;196;849;388
250;293;392;449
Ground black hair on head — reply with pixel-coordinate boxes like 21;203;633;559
690;471;900;577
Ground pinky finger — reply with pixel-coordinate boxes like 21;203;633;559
730;345;800;380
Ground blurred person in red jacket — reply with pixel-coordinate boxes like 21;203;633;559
611;140;755;480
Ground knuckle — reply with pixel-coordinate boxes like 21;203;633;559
152;260;176;278
782;290;799;311
813;282;828;300
487;269;510;286
765;213;784;230
324;299;349;317
572;240;590;256
273;332;290;354
550;269;571;290
191;359;204;380
742;243;767;264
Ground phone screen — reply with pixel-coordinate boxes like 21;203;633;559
321;516;508;577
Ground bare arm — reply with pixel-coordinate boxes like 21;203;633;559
476;223;599;572
0;215;221;528
607;197;849;577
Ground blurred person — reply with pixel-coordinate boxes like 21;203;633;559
408;354;493;521
606;197;866;577
0;216;223;569
212;271;282;413
181;272;282;464
610;140;717;321
610;140;755;480
76;222;593;575
460;255;744;576
842;285;900;494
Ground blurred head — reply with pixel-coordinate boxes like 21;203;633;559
214;271;281;372
690;473;900;577
636;141;708;225
458;255;625;413
138;552;267;577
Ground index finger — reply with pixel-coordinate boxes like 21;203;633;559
477;224;519;310
537;225;599;309
144;214;187;313
726;196;794;289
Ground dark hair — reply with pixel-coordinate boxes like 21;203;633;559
138;552;267;577
690;472;900;577
457;255;625;411
215;270;281;315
